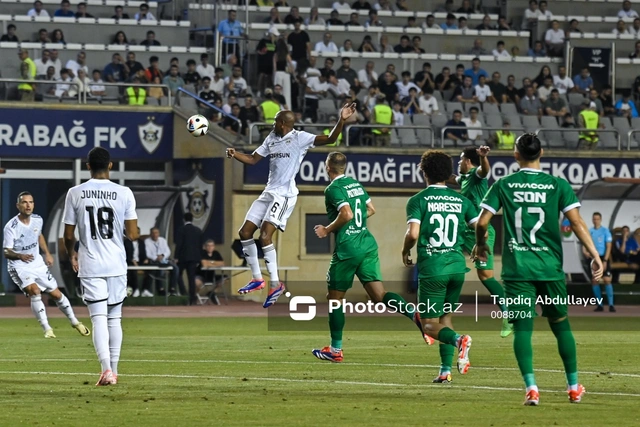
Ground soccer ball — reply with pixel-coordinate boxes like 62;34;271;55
187;114;209;137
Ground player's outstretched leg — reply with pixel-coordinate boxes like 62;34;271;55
50;288;90;336
426;318;472;376
259;223;286;308
107;304;123;384
238;220;266;295
433;344;455;383
24;284;54;337
312;291;345;363
549;317;584;403
513;317;539;405
88;300;114;386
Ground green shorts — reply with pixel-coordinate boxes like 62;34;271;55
462;225;495;271
504;280;568;321
417;273;465;319
327;249;382;292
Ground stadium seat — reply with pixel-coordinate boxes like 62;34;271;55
539;116;564;149
101;98;120;105
485;113;503;129
500;103;518;116
445;102;463;114
631;118;640;149
483;103;500;115
612;117;631;148
442;89;455;103
442;138;456;148
146;97;160;106
599;117;619;150
568;93;586;106
563;129;580;147
403;114;413;125
180;96;197;111
42;94;59;103
464;102;481;113
318;99;336;122
521;115;540;133
390;130;400;145
412;114;431;127
506;115;522;127
431;91;444;104
398;128;418;145
413;115;432;146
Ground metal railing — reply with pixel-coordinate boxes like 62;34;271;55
627;130;640;150
440;126;527;148
176;87;242;139
80;82;173;105
533;127;622;150
345;124;436;147
0;78;81;103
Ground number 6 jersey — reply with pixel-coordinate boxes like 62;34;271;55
406;185;479;278
62;179;137;278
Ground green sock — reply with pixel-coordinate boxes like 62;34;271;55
549;318;578;386
437;327;461;347
513;317;536;387
439;344;454;374
481;277;507;312
383;292;414;320
329;304;345;350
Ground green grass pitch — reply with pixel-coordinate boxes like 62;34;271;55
0;316;638;427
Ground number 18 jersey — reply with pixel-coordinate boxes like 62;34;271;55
62;179;137;278
480;168;580;281
406;185;478;278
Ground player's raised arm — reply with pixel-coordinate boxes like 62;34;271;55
314;103;357;146
565;208;604;281
476;145;491;178
226;147;264;165
314;204;353;238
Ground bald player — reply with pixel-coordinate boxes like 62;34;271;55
226;105;357;307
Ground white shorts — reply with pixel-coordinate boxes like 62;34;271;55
9;263;58;294
244;192;297;231
80;275;127;306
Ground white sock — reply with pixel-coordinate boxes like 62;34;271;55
262;244;280;288
568;384;578;391
330;346;341;353
30;295;50;331
88;301;111;372
55;293;78;326
241;239;263;280
526;385;539;393
107;304;123;376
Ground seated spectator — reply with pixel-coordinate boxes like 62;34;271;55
505;74;520;104
561;112;576;128
522;0;541;30
613;20;630;35
89;70;106;97
365;10;383;27
377;71;399;103
49;49;62;79
239;95;259;136
414;62;434;92
488;119;515;149
305;7;326;25
630;41;640;59
314;33;339;53
164;57;181;77
210;98;224;123
135;3;156;20
197;53;215;81
458;17;469;30
264;8;283;24
600;84;616;116
35;28;50;44
520;86;542;116
337;58;359;89
539;0;552;17
496;15;511;30
476;15;494;30
545;20;565;57
436;0;454;13
357;35;376;52
1;24;19;42
554;65;574;94
573;67;593;95
54;68;73;98
616;226;640;265
34;49;52;77
544;89;567;117
412;36;426;53
475;75;496;104
457;0;474;13
145;56;163;82
396;0;409;11
464;58;488;86
394;35;413;53
352;0;372;9
392;102;404;127
441;13;458;30
124;52;144;81
511;46;520;57
224;65;248;96
492;40;511;58
75;2;94;18
196;240;225;294
112;31;129;45
445;110;468;143
463;107;483;142
454;76;477;103
435;66;458;91
140;30;161;46
183;60;200;86
221;103;242;135
51;29;65;44
363;85;379;113
69;68;90;98
54;0;74;17
405;16;418;30
144;227;184;296
112;5;130;19
396;71;420;98
537;76;554;102
327;71;351;102
377;34;394;52
423;14;442;31
358;61;378;89
630;18;640;35
103;53;126;83
518;77;532;99
162;65;185;96
618;0;639;19
223;94;238;115
210;67;225;97
28;1;49;17
327;10;344;26
589;88;604;116
284;6;301;24
418;87;439;115
323;58;335;74
488;72;507;104
340;40;355;54
65;51;88;79
615;92;639;118
567;19;582;35
197;77;218;115
528;40;547;57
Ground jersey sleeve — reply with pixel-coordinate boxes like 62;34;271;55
253;138;270;157
479;180;501;214
325;185;349;211
605;228;613;243
298;131;316;149
464;199;480;226
3;225;14;249
473;167;487;180
558;178;581;214
62;190;77;226
125;189;138;221
405;195;422;224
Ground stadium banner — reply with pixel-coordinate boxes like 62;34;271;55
0;108;173;160
244;153;640;189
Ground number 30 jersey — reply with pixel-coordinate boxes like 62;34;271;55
480;168;580;282
406;185;479;278
62;179;137;278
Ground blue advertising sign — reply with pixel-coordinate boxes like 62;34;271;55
244;152;640;189
0;108;173;160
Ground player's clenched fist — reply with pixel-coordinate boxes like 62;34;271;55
226;148;236;158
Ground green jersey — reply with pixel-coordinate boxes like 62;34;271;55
324;175;378;260
458;166;488;208
480;168;580;281
406;185;478;278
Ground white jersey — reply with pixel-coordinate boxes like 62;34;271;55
62;179;137;278
254;129;316;197
3;214;46;270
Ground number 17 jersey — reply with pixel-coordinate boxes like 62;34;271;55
62;179;137;278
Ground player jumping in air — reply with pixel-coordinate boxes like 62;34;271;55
3;192;90;339
63;147;139;386
473;133;603;405
448;146;513;338
311;152;428;363
226;104;357;308
403;151;476;382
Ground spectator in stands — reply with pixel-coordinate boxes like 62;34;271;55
337;58;359;89
377;63;397;85
323;58;335;74
630;41;640;58
273;38;294;108
567;19;582;35
554;65;574;95
365;10;383;27
112;31;129;45
458;17;470;30
457;0;474;13
75;2;93;18
363;84;379;112
145;227;185;296
573;67;593;95
135;3;156;20
545;20;565;57
454;75;477;103
630;18;640;35
618;0;639;19
163;65;185;96
441;13;458;30
357;61;378;90
463;107;483;142
54;68;72;98
54;0;74;17
445;110;468;143
588;88;604;116
414;62;434;92
124;52;144;82
424;14;442;31
396;71;420;99
464;58;488;86
103;53;126;83
333;0;351;9
489;119;515;149
112;5;130;19
195;54;214;82
51;29;65;44
18;49;36;102
315;33;339;53
600;84;616;116
1;24;18;42
544;89;567;117
434;66;456;91
475;75;495;104
256;28;277;96
528;40;547;57
520;85;542;116
578;100;603;148
89;70;106;97
145;56;163;83
537;76;554;102
374;0;394;11
396;0;409;10
410;36;425;53
34;49;51;77
224;66;247;96
504;74;519;104
126;77;147;104
436;0;455;13
221;103;241;135
518;77;532;99
378;71;399;104
615;92;639;118
476;15;493;30
559;112;575;128
65;51;87;79
327;71;351;102
414;87;437;116
488;72;507;104
533;65;552;89
522;0;541;30
404;16;418;30
616;226;639;265
69;68;91;98
492;40;511;58
28;1;49;17
164;58;183;77
183;60;200;87
352;0;372;9
284;6;301;24
49;49;61;78
239;95;259;136
288;20;311;65
303;71;327;122
394;35;412;53
466;38;488;55
209;67;224;97
371;94;393;146
378;35;394;52
340;40;355;54
539;0;552;17
223;94;237;115
35;28;50;44
613;19;630;35
511;46;521;56
264;8;283;24
197;77;218;115
306;7;326;25
218;10;244;61
357;35;375;52
327;10;344;25
496;15;511;30
140;30;161;46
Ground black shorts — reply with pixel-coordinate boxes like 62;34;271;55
597;256;612;278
